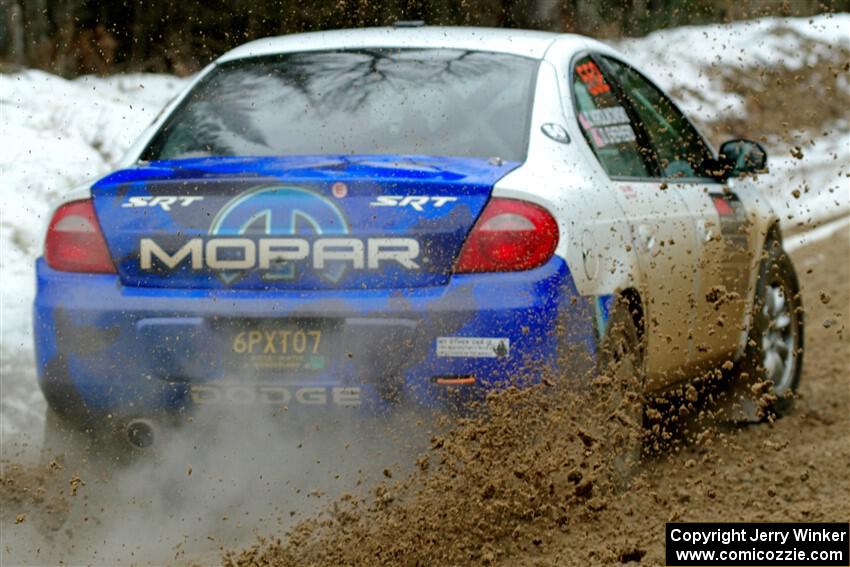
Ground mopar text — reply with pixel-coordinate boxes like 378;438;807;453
140;237;421;271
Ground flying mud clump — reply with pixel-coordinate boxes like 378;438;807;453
223;357;667;566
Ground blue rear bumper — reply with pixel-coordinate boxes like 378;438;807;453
33;256;597;422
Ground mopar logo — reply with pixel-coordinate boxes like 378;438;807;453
139;186;420;282
211;185;348;283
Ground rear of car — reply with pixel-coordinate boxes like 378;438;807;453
34;45;595;431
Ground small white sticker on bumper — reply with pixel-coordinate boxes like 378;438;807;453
436;337;510;358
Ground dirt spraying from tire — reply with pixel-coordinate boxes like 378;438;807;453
223;230;849;567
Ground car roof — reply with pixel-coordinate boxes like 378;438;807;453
216;26;585;63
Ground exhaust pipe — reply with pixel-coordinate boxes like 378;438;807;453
125;419;156;449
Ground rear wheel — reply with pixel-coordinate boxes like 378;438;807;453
735;236;803;419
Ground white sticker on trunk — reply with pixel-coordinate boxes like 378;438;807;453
436;337;510;358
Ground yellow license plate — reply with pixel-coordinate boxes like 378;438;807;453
231;328;323;355
228;324;333;373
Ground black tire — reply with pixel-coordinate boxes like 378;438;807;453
735;235;804;419
595;295;646;486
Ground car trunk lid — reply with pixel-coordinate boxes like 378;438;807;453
91;155;518;290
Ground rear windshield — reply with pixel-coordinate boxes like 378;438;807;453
143;49;538;162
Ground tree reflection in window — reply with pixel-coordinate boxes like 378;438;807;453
146;49;538;162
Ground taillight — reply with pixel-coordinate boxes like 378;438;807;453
454;198;559;273
45;199;116;273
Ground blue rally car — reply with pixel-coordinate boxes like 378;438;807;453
36;27;802;451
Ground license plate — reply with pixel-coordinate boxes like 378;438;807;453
223;320;338;376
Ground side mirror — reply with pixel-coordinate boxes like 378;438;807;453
717;139;768;180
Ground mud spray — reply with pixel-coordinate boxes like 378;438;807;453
2;234;848;566
0;307;650;567
218;234;848;567
0;394;440;565
220;353;735;565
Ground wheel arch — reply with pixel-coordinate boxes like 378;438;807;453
617;287;645;343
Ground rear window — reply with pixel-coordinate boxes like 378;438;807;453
143;49;539;162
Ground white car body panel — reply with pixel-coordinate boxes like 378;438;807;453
217;27;561;62
493;60;640;298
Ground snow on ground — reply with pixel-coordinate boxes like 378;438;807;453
618;14;849;120
0;72;188;438
1;16;848;439
617;13;850;232
765;132;849;234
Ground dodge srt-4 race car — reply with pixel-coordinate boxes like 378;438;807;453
36;26;802;451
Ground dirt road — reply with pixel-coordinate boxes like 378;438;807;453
1;222;847;566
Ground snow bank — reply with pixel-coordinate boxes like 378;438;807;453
0;72;188;354
1;72;187;437
617;13;850;231
617;13;849;121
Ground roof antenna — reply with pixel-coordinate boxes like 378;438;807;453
393;20;425;27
